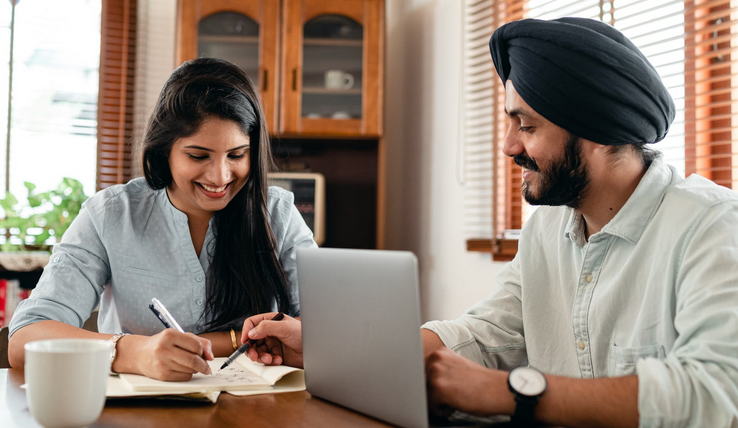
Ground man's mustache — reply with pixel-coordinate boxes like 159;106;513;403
514;155;539;172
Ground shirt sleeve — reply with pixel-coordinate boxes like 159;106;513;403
636;201;738;428
8;200;110;337
421;254;527;370
273;194;318;318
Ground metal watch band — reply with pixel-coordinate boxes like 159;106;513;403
108;333;130;375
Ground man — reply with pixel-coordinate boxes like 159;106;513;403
420;17;738;428
243;18;738;428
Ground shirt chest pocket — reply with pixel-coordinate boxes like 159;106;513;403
608;344;666;377
111;253;180;286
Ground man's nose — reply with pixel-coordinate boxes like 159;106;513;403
502;125;522;158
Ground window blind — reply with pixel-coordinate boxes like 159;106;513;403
97;0;137;190
462;0;524;257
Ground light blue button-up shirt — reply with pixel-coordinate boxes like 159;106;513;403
9;178;317;336
423;157;738;427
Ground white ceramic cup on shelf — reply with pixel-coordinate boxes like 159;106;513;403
324;70;354;89
25;339;111;428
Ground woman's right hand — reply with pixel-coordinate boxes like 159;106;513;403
116;330;214;381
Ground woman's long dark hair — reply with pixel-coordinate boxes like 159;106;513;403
141;58;290;330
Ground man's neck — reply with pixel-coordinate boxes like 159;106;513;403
578;152;649;240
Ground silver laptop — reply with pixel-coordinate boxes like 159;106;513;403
297;248;509;428
298;248;429;428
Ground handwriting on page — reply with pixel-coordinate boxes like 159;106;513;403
205;365;264;384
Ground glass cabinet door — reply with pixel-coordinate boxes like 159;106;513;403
281;0;384;137
198;12;261;87
301;15;363;121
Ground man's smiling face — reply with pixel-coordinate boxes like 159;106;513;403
502;81;590;208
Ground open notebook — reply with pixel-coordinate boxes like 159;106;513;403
107;355;304;402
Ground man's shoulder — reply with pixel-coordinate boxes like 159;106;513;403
666;173;738;209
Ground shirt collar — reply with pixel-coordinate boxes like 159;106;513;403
157;186;189;223
565;155;675;245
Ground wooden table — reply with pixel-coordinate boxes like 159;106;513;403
0;369;394;428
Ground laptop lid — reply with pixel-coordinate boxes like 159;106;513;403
298;248;429;428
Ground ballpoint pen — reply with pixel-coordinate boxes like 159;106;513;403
219;312;285;371
149;297;185;333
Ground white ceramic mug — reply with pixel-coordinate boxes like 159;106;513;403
25;339;111;428
324;70;354;89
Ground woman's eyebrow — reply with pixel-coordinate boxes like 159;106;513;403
182;144;250;152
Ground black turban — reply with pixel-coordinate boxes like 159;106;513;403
489;17;675;145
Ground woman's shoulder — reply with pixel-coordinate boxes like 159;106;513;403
267;185;295;205
83;177;159;213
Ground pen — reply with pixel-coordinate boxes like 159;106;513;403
149;297;185;333
219;312;285;371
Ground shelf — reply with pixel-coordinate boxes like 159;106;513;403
302;87;362;95
303;38;362;47
199;35;259;44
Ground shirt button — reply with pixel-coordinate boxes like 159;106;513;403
195;275;203;282
585;274;593;283
578;341;586;350
196;299;203;306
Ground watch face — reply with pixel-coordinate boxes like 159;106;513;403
509;367;546;397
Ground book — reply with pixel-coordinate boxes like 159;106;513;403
1;279;28;328
0;279;6;327
117;355;304;396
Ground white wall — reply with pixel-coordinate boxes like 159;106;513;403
384;0;507;322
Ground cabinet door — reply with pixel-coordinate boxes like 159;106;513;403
281;0;384;137
177;0;280;135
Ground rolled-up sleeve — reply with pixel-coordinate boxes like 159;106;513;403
636;202;738;428
8;201;110;337
422;254;527;370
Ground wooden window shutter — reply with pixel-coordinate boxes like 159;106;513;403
97;0;137;190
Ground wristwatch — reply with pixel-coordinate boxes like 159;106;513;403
508;366;547;427
108;333;130;375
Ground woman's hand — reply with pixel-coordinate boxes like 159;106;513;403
241;312;303;368
116;329;214;381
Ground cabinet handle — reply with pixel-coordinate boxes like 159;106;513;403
292;68;298;92
262;69;268;92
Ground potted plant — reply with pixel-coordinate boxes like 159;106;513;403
0;178;89;252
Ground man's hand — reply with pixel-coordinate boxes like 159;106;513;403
425;348;514;417
241;312;303;368
119;330;214;381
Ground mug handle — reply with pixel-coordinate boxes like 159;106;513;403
343;73;355;89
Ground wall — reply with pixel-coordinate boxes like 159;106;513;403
384;0;506;322
137;0;509;323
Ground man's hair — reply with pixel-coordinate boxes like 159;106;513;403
605;143;659;167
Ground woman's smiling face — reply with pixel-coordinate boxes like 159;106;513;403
166;117;251;220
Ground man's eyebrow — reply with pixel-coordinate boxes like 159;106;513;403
182;144;250;152
504;107;533;119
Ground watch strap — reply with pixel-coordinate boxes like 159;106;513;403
511;395;540;427
108;333;130;375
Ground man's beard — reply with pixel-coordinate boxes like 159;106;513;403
513;134;589;209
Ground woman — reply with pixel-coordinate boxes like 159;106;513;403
7;58;316;380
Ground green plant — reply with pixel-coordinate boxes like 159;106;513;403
0;178;89;252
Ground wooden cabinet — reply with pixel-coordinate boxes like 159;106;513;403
176;0;385;249
176;0;383;138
